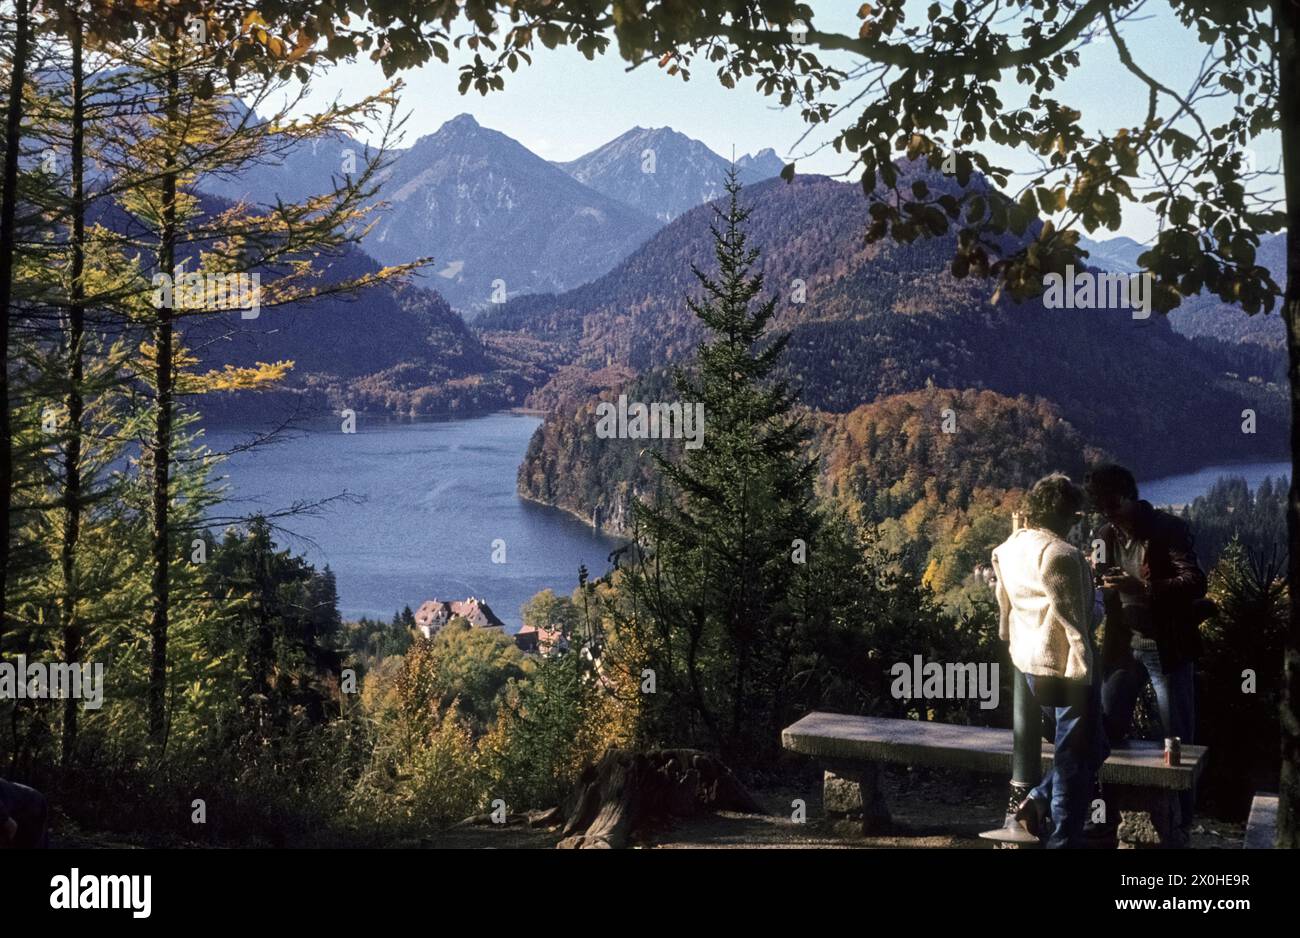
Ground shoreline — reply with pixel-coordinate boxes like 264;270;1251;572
516;489;630;541
1140;454;1290;486
199;406;547;434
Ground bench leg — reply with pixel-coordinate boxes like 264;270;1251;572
1110;785;1187;848
823;764;891;835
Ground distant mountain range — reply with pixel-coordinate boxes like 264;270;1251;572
1167;234;1287;349
1079;233;1287;349
202;115;783;315
1077;234;1147;274
556;126;783;222
201;126;379;211
360;115;661;313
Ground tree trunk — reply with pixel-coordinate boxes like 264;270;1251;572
1275;0;1300;849
148;43;180;746
61;7;87;769
0;0;31;652
685;611;722;749
731;624;747;746
556;748;764;848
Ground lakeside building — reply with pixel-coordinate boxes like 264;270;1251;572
413;597;505;638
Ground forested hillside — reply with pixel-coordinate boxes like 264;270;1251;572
1083;233;1288;350
481;172;1286;476
809;387;1105;601
85;191;537;423
519;378;1106;604
176;226;535;422
518;368;680;531
1166;234;1287;349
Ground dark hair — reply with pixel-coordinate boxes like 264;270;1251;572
1084;463;1138;503
1024;473;1085;528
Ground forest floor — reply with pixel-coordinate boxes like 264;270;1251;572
416;765;1248;850
47;766;1248;849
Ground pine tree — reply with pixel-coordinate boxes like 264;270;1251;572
89;21;416;744
623;169;819;760
0;0;34;653
3;8;159;770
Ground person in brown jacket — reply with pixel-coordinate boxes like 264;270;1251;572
1086;463;1209;845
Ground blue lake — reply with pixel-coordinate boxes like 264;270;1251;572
199;409;1289;626
1141;459;1291;507
200;412;621;629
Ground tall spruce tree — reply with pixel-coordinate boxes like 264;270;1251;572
627;170;818;761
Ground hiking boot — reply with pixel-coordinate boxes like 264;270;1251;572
1014;795;1049;838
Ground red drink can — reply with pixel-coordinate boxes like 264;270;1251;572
1164;737;1181;767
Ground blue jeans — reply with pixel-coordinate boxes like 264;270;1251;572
1026;668;1109;848
1102;645;1196;834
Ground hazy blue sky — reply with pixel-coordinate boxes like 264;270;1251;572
295;2;1278;242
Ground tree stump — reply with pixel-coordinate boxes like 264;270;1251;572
556;748;764;849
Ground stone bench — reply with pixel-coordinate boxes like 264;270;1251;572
1244;793;1277;848
781;711;1207;847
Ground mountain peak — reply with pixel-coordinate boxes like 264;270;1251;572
359;112;659;312
409;113;489;150
613;125;685;146
559;127;784;221
442;113;481;131
736;147;784;178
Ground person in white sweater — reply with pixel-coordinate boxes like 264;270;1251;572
991;473;1108;848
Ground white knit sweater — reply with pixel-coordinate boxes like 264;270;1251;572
991;527;1095;682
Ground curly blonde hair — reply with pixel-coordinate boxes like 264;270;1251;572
1024;473;1084;529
